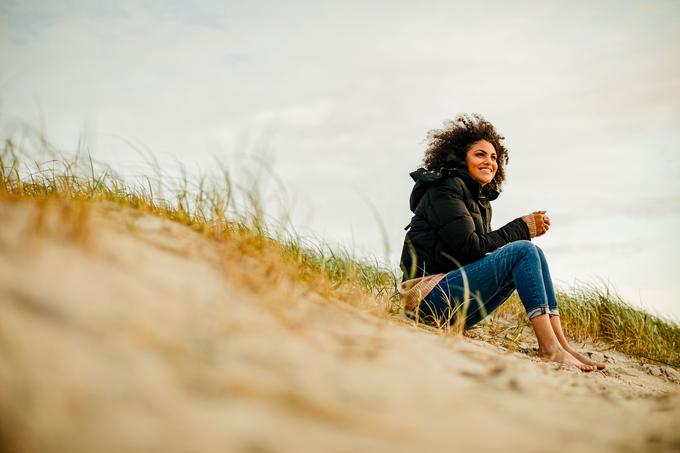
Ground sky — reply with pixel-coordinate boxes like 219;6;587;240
2;0;679;320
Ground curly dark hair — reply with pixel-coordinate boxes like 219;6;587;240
422;113;509;192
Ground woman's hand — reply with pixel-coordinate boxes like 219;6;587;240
521;210;551;238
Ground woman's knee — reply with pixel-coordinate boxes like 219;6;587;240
500;240;541;268
492;240;540;270
506;239;538;255
531;243;549;264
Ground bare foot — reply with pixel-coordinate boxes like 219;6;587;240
539;347;597;372
566;349;606;370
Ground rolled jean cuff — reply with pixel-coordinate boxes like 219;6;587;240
526;306;560;319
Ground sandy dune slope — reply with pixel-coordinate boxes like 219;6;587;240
1;199;679;453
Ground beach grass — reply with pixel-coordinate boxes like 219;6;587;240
1;133;678;368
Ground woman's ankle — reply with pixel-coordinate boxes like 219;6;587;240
538;342;564;357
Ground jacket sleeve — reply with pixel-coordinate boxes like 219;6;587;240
428;180;530;265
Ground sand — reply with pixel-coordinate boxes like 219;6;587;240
0;199;679;453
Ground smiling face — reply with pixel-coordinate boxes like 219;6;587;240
464;139;498;186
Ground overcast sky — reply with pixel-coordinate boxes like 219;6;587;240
2;0;679;320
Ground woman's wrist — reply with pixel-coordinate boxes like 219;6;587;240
521;210;549;238
521;214;538;238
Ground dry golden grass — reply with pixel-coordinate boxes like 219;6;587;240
1;134;678;368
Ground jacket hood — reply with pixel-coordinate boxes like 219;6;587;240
408;167;499;212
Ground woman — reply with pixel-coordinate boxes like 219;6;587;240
399;113;604;372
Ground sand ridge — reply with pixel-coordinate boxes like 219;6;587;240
0;199;679;453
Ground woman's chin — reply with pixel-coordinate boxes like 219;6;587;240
470;173;494;186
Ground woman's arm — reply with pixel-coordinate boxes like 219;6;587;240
427;179;530;265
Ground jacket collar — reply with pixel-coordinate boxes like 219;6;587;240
446;168;500;201
407;167;500;212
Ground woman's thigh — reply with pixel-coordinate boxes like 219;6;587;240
419;241;533;327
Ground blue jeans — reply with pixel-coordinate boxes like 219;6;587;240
417;240;559;328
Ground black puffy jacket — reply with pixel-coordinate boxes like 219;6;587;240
400;168;530;280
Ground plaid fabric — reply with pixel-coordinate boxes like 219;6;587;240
399;274;447;314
